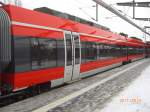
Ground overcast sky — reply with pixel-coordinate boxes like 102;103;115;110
2;0;150;40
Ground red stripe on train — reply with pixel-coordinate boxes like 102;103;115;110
3;67;64;90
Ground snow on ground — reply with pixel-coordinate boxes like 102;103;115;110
100;65;150;112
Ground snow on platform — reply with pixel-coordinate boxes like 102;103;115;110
99;65;150;112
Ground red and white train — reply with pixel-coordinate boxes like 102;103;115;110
0;5;146;96
145;41;150;57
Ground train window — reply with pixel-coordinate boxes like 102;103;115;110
85;42;90;62
31;38;41;70
81;42;86;63
15;37;64;72
93;43;98;60
14;37;31;72
122;46;127;56
128;47;134;55
137;47;143;54
57;40;65;66
31;38;57;70
86;42;92;62
140;47;144;54
106;45;111;58
99;44;120;59
39;39;57;68
108;45;112;58
96;43;99;60
104;44;109;58
116;46;121;57
100;44;109;59
93;43;97;60
74;35;80;64
99;44;103;59
108;45;113;58
84;42;97;62
65;34;72;66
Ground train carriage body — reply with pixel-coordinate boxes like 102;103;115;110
126;37;145;61
145;42;150;57
0;5;146;95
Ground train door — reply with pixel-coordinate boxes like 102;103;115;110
71;32;81;80
64;31;73;82
64;31;81;82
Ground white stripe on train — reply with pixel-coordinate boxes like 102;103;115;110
11;21;143;46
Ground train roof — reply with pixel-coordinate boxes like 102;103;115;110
129;36;142;41
146;41;150;45
2;5;144;46
34;7;110;31
127;37;144;46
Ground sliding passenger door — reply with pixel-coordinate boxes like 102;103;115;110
64;31;81;82
64;31;73;82
72;32;81;80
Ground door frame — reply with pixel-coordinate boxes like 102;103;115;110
64;31;81;82
64;31;73;82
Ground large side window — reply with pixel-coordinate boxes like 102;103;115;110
128;47;134;55
122;46;127;56
31;38;40;70
96;43;99;60
81;42;86;63
100;44;110;59
39;39;57;68
99;44;104;59
115;45;121;57
93;43;97;60
86;42;97;62
86;42;91;61
31;38;57;70
110;45;115;58
15;37;64;72
14;37;31;72
57;40;65;66
81;42;97;63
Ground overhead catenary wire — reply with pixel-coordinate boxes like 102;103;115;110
73;0;98;21
78;7;97;21
93;0;150;36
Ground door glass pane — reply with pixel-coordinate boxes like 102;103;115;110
65;33;72;66
74;35;80;64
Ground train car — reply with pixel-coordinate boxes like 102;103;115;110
145;41;150;57
126;37;145;62
0;5;145;96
